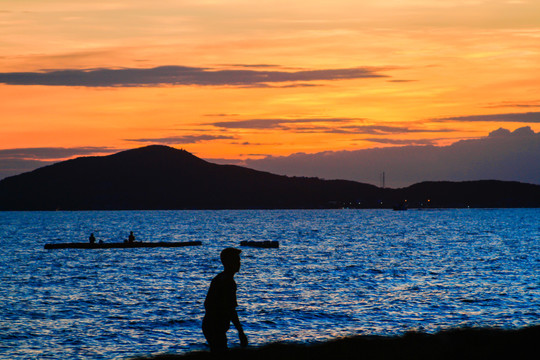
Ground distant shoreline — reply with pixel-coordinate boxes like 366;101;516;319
1;206;540;212
134;325;539;360
1;146;539;210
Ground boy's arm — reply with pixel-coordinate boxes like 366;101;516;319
232;310;248;347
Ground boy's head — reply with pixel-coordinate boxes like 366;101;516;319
220;247;242;273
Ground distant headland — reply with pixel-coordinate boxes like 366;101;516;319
0;145;539;210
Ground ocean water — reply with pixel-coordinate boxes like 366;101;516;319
0;209;539;359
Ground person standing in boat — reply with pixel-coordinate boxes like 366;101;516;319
89;233;96;244
128;231;135;243
202;247;248;352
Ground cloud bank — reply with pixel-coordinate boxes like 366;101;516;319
208;117;452;135
125;134;236;144
209;118;360;130
433;112;540;123
0;147;116;160
0;65;387;87
238;127;540;188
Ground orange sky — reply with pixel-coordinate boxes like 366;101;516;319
1;0;539;162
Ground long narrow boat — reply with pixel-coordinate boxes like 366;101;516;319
44;241;202;250
240;240;279;248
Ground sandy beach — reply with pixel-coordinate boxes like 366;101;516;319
134;325;538;360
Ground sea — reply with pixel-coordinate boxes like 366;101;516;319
1;209;539;359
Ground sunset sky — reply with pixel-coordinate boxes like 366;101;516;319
1;0;539;185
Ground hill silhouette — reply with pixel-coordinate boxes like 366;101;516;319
0;145;538;210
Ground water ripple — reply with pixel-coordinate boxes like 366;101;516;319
0;209;538;359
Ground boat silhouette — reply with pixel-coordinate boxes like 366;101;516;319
44;240;202;249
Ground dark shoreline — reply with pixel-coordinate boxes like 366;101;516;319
134;325;539;360
1;145;539;210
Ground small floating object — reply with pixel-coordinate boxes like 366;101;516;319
44;241;202;250
240;240;279;248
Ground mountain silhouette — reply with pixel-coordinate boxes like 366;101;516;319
0;146;380;210
0;145;538;210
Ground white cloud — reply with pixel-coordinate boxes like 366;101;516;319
239;127;540;188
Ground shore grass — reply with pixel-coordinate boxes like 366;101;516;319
134;325;538;360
